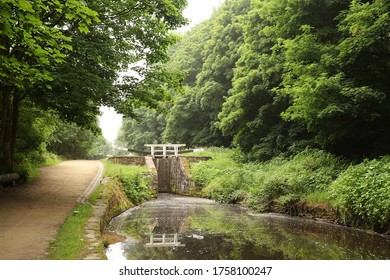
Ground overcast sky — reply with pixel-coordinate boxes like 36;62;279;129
99;0;226;143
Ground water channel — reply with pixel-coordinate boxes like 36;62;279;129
105;194;390;260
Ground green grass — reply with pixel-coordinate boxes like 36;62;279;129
47;203;93;260
47;184;105;260
41;153;64;167
102;158;148;177
88;183;105;204
102;159;154;204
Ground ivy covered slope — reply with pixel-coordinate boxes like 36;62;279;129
0;0;187;174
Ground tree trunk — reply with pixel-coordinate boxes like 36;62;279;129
0;87;19;172
0;87;10;145
10;94;21;167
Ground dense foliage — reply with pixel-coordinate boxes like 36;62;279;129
330;156;390;232
103;160;154;205
191;148;389;233
1;0;187;172
119;0;389;161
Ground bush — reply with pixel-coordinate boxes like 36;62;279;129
330;156;390;232
120;172;153;205
191;148;249;203
192;148;346;212
259;149;346;203
103;160;154;205
192;148;390;233
13;154;40;182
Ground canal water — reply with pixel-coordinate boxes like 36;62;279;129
105;194;390;260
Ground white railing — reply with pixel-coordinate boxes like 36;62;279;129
144;233;184;247
144;144;186;158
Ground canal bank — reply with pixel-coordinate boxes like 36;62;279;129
88;180;390;260
104;193;390;260
84;152;390;259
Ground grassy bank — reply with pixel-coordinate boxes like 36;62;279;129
191;148;390;233
103;159;155;204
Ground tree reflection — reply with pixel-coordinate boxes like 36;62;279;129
106;195;390;260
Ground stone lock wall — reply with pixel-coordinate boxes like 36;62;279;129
108;156;146;166
108;156;210;194
153;157;195;193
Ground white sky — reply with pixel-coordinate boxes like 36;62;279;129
99;0;225;143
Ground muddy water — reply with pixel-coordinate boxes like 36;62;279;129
105;194;390;260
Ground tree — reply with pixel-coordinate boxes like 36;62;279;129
1;0;187;172
48;121;111;159
117;107;167;150
0;0;98;171
164;88;210;146
280;0;390;157
165;0;250;147
216;0;317;160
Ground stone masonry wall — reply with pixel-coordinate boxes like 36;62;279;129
108;156;210;194
108;156;145;166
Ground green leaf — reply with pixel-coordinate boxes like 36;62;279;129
18;0;34;12
78;24;89;34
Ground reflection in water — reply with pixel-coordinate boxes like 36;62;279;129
105;194;390;260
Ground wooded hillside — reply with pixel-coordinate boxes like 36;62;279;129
118;0;389;162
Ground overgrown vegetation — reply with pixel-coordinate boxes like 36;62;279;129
191;148;390;233
103;160;155;205
114;0;390;235
14;152;63;183
330;157;390;232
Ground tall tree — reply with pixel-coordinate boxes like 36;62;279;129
0;0;99;171
280;0;390;157
165;0;250;147
217;0;319;160
117;107;167;150
1;0;187;172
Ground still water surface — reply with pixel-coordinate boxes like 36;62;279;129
105;194;390;260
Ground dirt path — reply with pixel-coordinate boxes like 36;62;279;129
0;160;103;260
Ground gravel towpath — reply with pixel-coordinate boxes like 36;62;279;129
0;160;103;260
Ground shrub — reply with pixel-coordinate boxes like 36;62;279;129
120;172;153;205
329;156;390;232
192;148;346;212
258;149;346;202
202;167;252;203
13;156;40;182
103;160;154;205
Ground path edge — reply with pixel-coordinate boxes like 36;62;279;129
76;161;104;203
